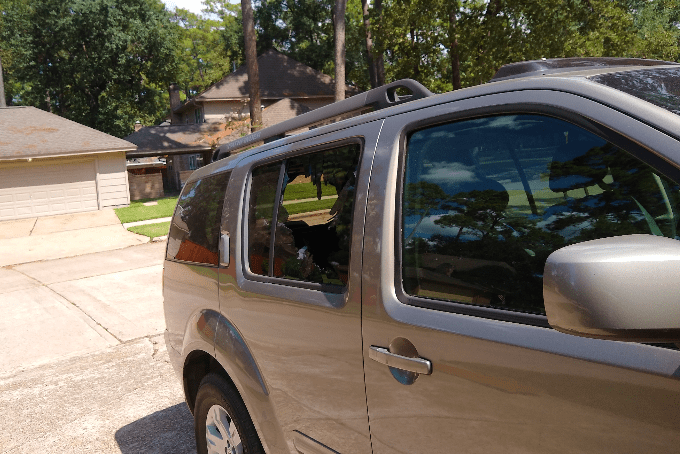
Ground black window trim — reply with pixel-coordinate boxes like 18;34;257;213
166;169;232;268
242;137;365;294
393;103;680;328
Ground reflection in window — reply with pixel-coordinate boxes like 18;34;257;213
590;68;680;115
248;163;281;276
402;115;680;314
247;144;361;289
167;172;230;266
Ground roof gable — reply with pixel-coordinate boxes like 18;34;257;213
193;49;358;102
0;106;136;160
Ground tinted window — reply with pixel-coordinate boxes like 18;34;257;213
402;115;680;314
590;68;680;115
248;163;281;276
166;172;230;266
247;144;361;289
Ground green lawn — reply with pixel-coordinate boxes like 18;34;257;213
127;221;171;238
285;198;337;215
114;196;178;223
283;183;337;201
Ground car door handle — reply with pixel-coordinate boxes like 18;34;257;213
369;346;432;375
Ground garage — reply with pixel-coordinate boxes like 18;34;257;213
0;106;136;221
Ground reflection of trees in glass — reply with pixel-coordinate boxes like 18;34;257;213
174;173;230;265
402;139;680;315
249;164;281;276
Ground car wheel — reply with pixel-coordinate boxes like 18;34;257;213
194;373;264;454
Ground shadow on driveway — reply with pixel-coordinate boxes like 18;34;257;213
115;403;196;453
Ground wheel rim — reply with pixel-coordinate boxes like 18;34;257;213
205;404;243;454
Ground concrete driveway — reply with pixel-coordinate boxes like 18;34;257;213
0;210;195;453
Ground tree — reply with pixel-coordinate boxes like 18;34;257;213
0;56;6;107
170;7;233;100
241;0;262;132
0;0;180;137
334;0;347;100
361;0;385;88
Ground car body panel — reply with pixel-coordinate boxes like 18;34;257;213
361;91;680;453
213;121;383;454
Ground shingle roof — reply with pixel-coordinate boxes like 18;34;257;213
176;49;360;113
0;106;136;160
124;122;218;157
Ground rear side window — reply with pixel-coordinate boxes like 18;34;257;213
247;143;361;290
166;171;231;266
401;114;680;315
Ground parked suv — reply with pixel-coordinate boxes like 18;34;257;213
164;58;680;454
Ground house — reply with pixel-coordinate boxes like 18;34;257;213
0;106;134;221
125;49;360;192
125;97;313;190
170;49;361;125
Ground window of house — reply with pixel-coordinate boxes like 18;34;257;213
189;155;198;170
247;144;361;290
194;108;202;124
166;171;231;266
401;114;680;315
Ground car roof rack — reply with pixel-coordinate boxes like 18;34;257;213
490;57;679;82
212;79;433;161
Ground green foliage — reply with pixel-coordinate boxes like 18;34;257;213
169;7;233;98
114;196;179;223
0;0;180;137
372;0;680;93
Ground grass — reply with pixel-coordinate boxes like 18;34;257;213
283;183;337;201
285;198;337;215
127;221;171;238
114;196;178;223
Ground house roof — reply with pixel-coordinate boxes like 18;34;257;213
127;98;314;158
175;49;360;114
124;122;218;158
0;106;136;161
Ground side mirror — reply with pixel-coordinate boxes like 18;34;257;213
544;234;680;342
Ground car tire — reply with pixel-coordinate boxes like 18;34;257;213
194;373;264;454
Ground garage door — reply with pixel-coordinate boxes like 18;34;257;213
0;160;98;221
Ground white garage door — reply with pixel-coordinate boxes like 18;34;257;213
0;160;98;221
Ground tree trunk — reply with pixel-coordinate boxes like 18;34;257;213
362;0;378;88
0;56;6;108
374;0;385;86
334;0;347;101
241;0;262;132
449;4;461;90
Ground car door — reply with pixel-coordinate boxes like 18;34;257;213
362;91;680;453
217;122;382;454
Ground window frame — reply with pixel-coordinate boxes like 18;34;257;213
393;103;680;327
165;170;232;267
241;137;365;294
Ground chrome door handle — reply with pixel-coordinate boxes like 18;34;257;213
369;346;432;375
220;233;230;267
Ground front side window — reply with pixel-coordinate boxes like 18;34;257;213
247;144;361;289
402;114;680;314
166;172;230;266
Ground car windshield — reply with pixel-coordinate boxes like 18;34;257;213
589;67;680;115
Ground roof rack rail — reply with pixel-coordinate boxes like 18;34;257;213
213;79;433;161
490;57;679;82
